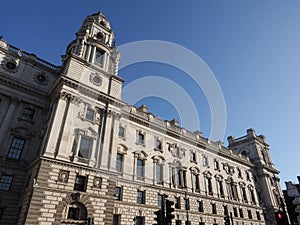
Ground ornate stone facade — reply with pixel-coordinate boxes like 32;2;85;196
0;12;288;225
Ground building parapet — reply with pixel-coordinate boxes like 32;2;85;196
0;38;60;72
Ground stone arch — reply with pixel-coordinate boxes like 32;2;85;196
54;192;95;224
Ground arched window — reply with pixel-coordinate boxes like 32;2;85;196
65;202;87;221
215;175;224;198
152;155;165;184
190;167;200;192
204;172;213;195
227;177;238;200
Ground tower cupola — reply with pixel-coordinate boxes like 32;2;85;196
61;12;123;99
63;11;120;76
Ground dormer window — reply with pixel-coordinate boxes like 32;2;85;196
95;49;105;67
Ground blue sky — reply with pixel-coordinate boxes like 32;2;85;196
1;1;299;186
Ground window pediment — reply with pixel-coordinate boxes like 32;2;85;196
75;127;97;138
11;127;33;138
133;150;148;159
117;144;128;154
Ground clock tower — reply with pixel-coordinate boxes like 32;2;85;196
61;11;123;99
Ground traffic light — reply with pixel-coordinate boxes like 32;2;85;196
153;209;164;225
275;211;284;225
224;215;230;225
165;199;175;224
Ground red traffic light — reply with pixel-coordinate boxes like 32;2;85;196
277;212;282;219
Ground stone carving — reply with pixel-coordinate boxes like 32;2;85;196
93;177;102;188
89;72;102;86
58;170;69;183
33;72;49;86
70;192;81;202
1;58;19;73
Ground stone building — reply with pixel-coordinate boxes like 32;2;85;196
0;12;288;225
284;177;300;225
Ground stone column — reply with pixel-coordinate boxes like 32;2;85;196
56;96;81;161
0;97;19;145
43;92;69;158
90;46;96;64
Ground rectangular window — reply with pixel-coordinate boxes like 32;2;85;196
138;132;145;145
113;214;120;225
0;175;13;191
203;156;208;166
198;200;203;212
237;168;242;178
239;208;244;218
136;159;144;178
218;180;224;198
205;177;213;194
67;207;80;220
115;186;122;201
184;198;190;210
191;152;196;162
233;207;238;217
250;189;256;204
242;187;247;202
78;137;91;158
7;137;25;160
193;174;200;190
135;217;145;225
248;209;252;219
85;108;95;121
74;175;87;192
212;203;217;214
22;108;35;121
245;171;250;180
137;190;145;204
158;194;163;207
175;196;181;209
223;205;228;215
116;153;123;172
95;49;105;66
155;139;162;150
214;160;219;170
156;164;163;183
175;220;182;225
118;126;125;138
256;211;261;220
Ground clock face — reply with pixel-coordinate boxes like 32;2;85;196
93;75;101;84
89;72;102;86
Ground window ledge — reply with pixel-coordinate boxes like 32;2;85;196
18;117;35;124
136;142;146;147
